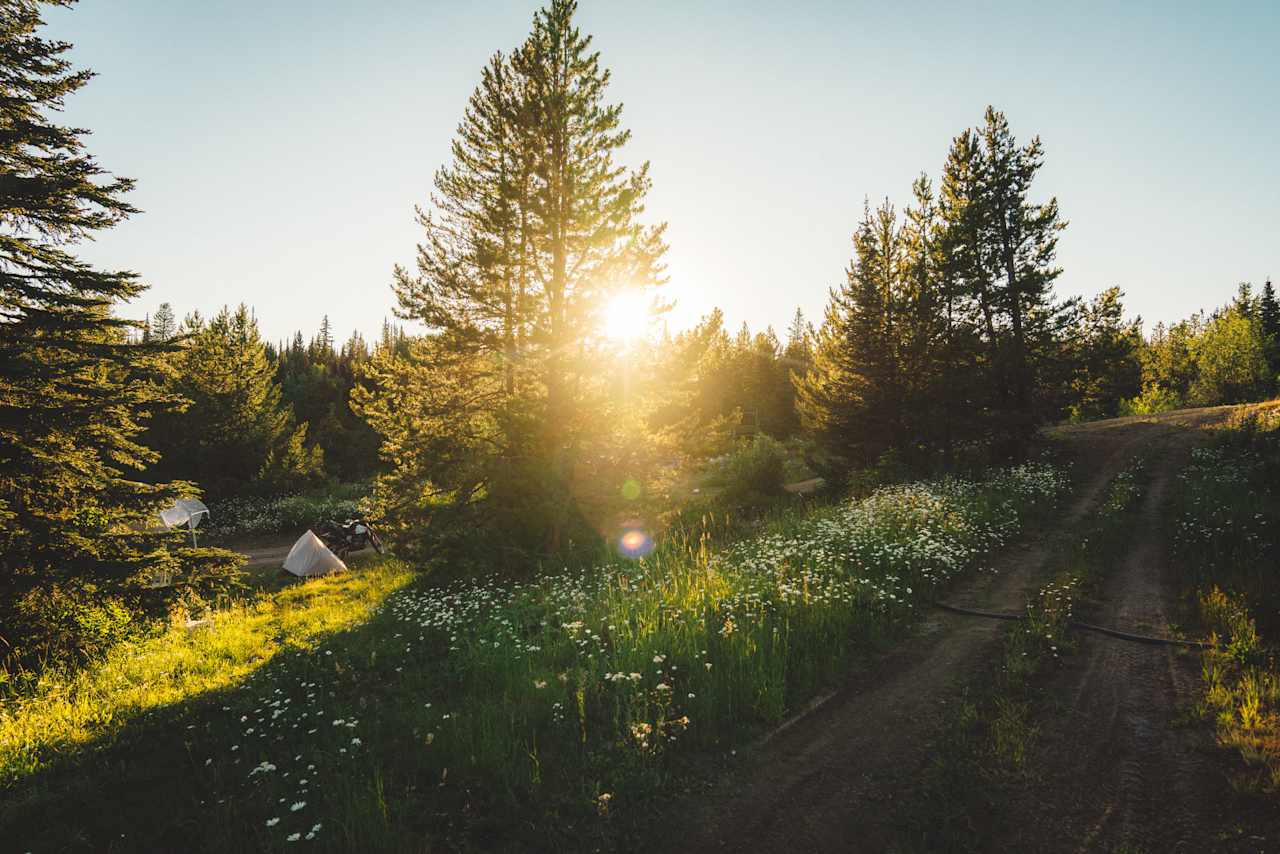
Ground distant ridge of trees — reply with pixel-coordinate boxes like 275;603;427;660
136;307;410;497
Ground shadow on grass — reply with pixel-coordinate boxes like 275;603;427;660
0;556;455;854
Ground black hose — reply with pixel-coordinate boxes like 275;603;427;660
932;600;1214;649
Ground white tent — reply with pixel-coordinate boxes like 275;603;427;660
283;530;348;577
159;497;210;546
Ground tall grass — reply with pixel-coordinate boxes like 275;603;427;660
1173;411;1280;790
1;463;1065;851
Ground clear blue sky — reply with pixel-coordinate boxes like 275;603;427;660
47;0;1279;346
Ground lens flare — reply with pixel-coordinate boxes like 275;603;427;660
618;528;653;558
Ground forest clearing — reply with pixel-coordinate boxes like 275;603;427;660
2;1;1278;851
7;403;1280;851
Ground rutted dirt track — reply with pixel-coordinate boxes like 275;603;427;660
994;410;1280;853
661;406;1272;854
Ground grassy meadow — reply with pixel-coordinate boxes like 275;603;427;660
1;462;1065;851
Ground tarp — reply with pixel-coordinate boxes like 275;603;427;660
283;530;348;577
159;497;209;530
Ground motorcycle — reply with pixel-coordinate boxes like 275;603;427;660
313;517;385;559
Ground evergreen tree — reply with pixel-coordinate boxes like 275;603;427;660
363;0;667;560
149;305;323;497
1260;278;1280;383
795;200;905;474
308;314;335;363
930;108;1071;452
1261;279;1280;342
1233;282;1257;318
976;107;1069;444
0;1;239;665
784;307;814;367
151;302;177;341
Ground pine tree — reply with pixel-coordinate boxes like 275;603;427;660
784;308;811;361
795;200;905;474
151;302;177;341
365;0;667;560
149;305;323;496
1260;278;1280;385
0;1;239;664
1261;279;1280;341
1233;282;1257;318
976;107;1069;443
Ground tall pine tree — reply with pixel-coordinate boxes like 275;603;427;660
795;200;906;474
359;0;667;562
976;107;1069;444
1258;278;1279;386
0;1;239;664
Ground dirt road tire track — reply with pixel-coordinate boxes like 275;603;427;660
994;414;1280;853
660;420;1160;853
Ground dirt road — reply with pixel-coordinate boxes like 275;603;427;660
992;410;1280;852
660;406;1271;853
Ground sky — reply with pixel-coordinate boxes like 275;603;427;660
44;0;1280;346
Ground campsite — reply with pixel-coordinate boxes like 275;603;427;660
2;1;1279;851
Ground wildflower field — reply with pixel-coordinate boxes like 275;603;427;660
203;485;370;542
1;463;1066;851
1172;408;1280;790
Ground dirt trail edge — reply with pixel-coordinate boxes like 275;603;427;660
658;417;1161;853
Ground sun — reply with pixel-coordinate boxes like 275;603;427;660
602;291;650;343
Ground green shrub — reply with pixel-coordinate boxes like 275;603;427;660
203;486;369;540
1119;383;1180;416
1199;586;1261;664
7;580;136;668
713;434;787;511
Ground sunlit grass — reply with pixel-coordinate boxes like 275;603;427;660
0;559;414;787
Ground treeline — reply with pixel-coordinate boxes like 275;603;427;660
136;306;408;497
1126;280;1280;413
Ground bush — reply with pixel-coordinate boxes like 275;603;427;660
712;434;787;511
1119;383;1181;416
6;580;136;670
